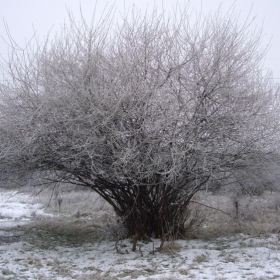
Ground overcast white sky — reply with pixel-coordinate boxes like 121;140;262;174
0;0;280;80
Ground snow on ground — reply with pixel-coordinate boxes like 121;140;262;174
0;189;280;280
0;190;47;229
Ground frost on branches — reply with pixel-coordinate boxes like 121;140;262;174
0;8;279;246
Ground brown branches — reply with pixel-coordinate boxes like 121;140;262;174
0;5;279;244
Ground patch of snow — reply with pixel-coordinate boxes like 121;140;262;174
0;189;280;279
0;191;47;228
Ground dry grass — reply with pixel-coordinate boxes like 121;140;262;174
15;185;125;247
24;185;113;216
17;186;280;244
187;191;280;239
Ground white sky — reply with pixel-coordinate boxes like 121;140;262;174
0;0;280;80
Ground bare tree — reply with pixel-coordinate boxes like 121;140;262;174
0;7;279;246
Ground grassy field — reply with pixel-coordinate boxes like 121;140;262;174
24;185;280;237
1;186;280;279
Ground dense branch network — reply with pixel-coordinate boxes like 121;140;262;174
0;7;279;242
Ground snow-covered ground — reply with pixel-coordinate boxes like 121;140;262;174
0;190;49;229
0;189;280;280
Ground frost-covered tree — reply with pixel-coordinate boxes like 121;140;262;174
0;8;279;246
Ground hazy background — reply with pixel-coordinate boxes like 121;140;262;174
0;0;279;81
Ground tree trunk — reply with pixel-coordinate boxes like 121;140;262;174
97;184;189;242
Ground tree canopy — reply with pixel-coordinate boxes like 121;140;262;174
0;7;279;245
